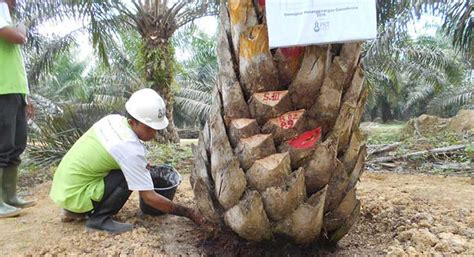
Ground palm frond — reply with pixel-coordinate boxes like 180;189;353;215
405;83;436;111
174;0;219;28
442;0;473;54
26;32;79;89
376;0;449;26
27;98;125;168
174;96;212;122
427;84;474;115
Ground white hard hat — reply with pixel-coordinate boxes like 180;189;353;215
125;88;169;130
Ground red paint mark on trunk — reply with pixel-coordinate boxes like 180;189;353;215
263;91;282;102
278;112;299;129
280;47;304;58
288;127;321;149
259;0;265;8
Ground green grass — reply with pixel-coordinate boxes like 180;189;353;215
363;122;405;145
146;141;195;174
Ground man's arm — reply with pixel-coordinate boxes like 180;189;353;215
139;190;207;225
0;0;26;44
0;24;26;44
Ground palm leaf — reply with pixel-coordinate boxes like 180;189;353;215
427;84;474;115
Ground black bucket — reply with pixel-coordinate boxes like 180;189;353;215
139;164;182;216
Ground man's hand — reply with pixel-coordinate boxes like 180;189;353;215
0;25;27;44
188;208;207;225
26;101;35;120
170;204;207;225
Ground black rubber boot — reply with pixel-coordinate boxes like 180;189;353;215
3;165;35;208
0;167;21;218
85;170;132;233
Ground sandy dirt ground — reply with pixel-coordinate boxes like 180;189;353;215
0;171;473;256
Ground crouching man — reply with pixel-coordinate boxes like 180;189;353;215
50;88;206;233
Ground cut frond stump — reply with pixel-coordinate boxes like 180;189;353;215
342;128;364;172
309;57;347;130
191;140;220;222
288;46;326;110
329;102;356;153
274;186;327;244
278;127;322;169
239;25;282;97
229;118;260;148
342;66;364;106
224;191;272;241
209;96;235;181
249;90;293;125
190;133;210;187
324;188;358;232
234;134;276;170
348;147;367;191
351;88;369;132
304;138;338;195
262;110;307;144
246;152;291;192
217;7;250;125
328;201;361;243
209;97;247;210
214;158;247;210
193;178;221;223
275;47;305;87
324;160;349;212
261;168;306;221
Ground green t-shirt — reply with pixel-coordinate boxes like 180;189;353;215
0;6;28;95
50;115;154;213
49;128;120;213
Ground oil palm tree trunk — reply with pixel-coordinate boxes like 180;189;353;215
191;1;367;244
141;36;180;143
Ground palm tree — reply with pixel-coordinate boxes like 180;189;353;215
173;25;216;128
190;0;471;245
364;32;470;121
405;35;471;117
190;0;370;244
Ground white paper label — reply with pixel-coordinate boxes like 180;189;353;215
266;0;377;48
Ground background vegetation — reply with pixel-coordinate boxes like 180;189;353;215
10;0;472;168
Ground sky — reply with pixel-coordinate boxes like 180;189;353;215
407;15;442;38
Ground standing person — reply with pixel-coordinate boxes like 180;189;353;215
50;88;207;233
0;0;36;218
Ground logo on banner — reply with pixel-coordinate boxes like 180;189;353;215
314;19;329;33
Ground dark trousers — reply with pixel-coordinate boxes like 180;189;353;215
90;170;132;216
0;94;27;168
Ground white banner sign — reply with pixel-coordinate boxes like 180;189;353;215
266;0;377;48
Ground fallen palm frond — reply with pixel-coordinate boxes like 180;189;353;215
369;144;466;163
368;142;402;157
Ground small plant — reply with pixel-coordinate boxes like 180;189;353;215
147;143;194;174
365;122;404;145
465;144;474;161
